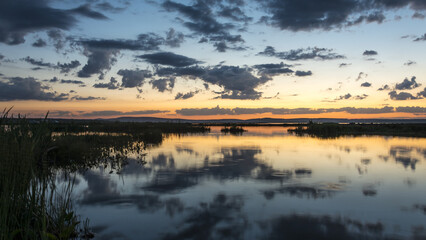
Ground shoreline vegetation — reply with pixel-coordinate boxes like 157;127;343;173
288;122;426;138
220;125;247;134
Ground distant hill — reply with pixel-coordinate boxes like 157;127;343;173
99;117;426;124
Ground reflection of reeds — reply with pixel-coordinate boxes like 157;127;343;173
0;109;88;239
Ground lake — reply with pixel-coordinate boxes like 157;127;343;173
64;126;426;239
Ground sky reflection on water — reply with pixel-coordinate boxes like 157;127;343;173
68;127;426;240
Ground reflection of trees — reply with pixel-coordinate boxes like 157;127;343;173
162;194;248;240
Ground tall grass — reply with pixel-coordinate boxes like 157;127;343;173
0;109;88;240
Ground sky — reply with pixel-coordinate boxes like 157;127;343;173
0;0;425;119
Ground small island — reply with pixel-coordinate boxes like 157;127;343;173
221;125;246;134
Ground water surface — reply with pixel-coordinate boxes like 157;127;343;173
66;127;426;239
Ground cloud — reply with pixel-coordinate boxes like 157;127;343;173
70;4;108;20
79;33;164;51
137;52;201;67
175;106;399;116
355;72;368;81
95;2;127;13
363;50;378;56
78;49;118;78
32;38;47;47
396;106;426;113
258;46;345;61
176;105;235;116
57;60;81;73
335;93;368;100
252;62;293;76
361;82;372;87
388;91;420;100
395;76;421;90
77;33;167;78
80;110;168;117
118;69;152;88
295;70;312;77
71;96;106;101
150;78;175;92
165;28;185;47
417;87;426;98
22;56;55;68
175;90;200;100
258;0;426;32
339;63;351;68
414;33;426;41
404;60;416;66
412;12;425;19
0;77;69;101
0;0;107;45
202;66;270;100
377;84;390;91
93;77;120;90
59;79;84;85
161;0;246;52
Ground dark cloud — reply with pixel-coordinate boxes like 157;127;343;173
59;79;85;85
32;38;47;47
258;46;345;61
217;5;252;22
377;84;390;91
404;60;416;66
202;66;270;100
47;29;69;51
355;72;367;81
175;105;396;116
93;77;120;90
0;77;69;101
150;78;175;92
57;60;81;73
258;0;426;32
295;70;312;77
252;62;293;76
118;69;152;88
176;105;235;116
0;0;107;45
80;33;164;51
388;91;420;100
175;90;200;100
361;82;372;87
78;49;118;78
95;2;127;13
137;52;201;67
161;0;246;52
412;12;425;19
156;66;207;78
70;4;108;20
395;76;421;90
417;87;426;98
77;33;166;78
339;63;351;68
335;93;368;100
71;96;106;101
363;50;378;56
165;28;185;47
414;33;426;41
80;110;168;117
396;106;426;113
22;56;55;68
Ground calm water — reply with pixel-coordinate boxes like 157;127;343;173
65;127;426;239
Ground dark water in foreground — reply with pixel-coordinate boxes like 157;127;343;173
63;127;426;239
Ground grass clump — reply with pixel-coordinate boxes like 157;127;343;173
0;109;90;240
